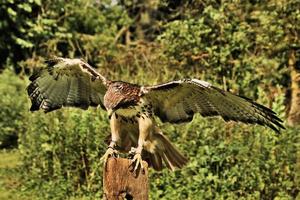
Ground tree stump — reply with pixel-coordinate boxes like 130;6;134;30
103;157;149;200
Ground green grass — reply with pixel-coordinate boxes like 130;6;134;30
0;150;20;168
0;150;36;200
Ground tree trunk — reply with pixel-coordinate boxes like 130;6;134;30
103;158;149;200
287;50;300;126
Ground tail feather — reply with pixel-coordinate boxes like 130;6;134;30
154;133;188;170
148;152;163;171
161;153;176;171
164;143;184;168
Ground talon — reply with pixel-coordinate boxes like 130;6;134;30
100;147;119;165
130;153;145;172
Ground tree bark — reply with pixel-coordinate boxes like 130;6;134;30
287;50;300;126
103;158;149;200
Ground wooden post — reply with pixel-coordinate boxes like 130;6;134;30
103;157;149;200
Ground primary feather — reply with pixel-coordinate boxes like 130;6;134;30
141;79;284;133
27;58;109;112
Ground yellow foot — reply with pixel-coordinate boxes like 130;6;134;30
100;147;119;165
130;153;145;172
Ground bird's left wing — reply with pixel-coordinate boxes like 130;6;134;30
27;57;110;112
140;79;285;133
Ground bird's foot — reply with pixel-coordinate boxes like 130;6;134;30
130;153;145;172
100;147;119;165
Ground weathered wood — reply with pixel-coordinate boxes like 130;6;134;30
103;157;149;200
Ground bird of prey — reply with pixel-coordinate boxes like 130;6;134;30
27;58;285;171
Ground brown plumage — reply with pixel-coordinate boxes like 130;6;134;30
27;58;285;171
104;81;140;112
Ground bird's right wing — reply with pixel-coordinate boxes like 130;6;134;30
27;57;110;112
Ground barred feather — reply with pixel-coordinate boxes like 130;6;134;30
142;79;285;133
27;58;108;112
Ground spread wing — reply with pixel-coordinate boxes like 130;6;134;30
141;79;285;133
27;57;110;112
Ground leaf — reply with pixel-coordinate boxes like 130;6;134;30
14;37;34;48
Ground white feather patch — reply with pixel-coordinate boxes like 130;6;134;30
191;79;211;88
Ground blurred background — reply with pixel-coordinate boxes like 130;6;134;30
0;0;299;199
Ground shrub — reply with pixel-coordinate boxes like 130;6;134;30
13;70;298;199
1;0;298;199
0;70;28;148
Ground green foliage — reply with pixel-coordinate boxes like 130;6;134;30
0;0;299;199
0;150;37;200
0;0;41;70
19;108;109;198
150;119;299;199
3;67;294;199
0;0;131;71
0;70;28;148
157;0;300;98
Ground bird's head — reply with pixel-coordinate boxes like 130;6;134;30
104;81;140;117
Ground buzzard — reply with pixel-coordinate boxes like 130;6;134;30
27;58;285;171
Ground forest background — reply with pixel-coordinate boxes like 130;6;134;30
0;0;299;199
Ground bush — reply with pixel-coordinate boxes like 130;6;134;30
150;119;299;199
0;70;28;148
19;108;109;198
0;0;299;199
11;69;297;199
